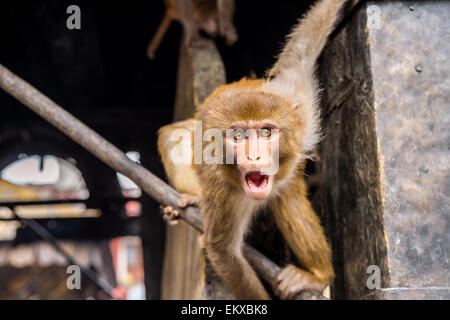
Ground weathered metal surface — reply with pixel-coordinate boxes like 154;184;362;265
320;1;449;299
368;0;450;298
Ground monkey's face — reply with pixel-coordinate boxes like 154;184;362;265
199;89;302;200
225;121;280;200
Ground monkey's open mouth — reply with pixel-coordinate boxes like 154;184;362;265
246;172;268;188
243;171;273;199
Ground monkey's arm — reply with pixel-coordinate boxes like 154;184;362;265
269;174;334;299
202;192;270;300
172;0;206;47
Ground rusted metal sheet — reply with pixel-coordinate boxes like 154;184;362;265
320;1;449;299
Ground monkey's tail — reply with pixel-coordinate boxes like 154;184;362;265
147;13;173;60
268;0;350;80
264;0;353;156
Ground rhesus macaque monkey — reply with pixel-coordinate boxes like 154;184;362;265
147;0;238;59
158;0;349;299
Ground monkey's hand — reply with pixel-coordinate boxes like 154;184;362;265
160;193;200;226
160;205;180;226
274;264;326;300
177;193;201;208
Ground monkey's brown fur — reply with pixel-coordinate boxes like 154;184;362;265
158;0;349;299
147;0;237;59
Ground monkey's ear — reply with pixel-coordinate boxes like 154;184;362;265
291;102;301;115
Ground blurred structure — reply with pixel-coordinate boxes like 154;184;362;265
0;155;145;299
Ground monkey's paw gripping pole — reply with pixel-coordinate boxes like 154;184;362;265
0;63;326;300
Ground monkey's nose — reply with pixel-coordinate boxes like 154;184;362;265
247;155;261;161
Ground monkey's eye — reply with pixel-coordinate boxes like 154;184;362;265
260;128;272;138
232;129;245;141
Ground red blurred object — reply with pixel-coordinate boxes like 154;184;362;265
125;200;141;217
111;286;127;300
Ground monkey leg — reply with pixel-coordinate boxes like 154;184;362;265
222;24;238;46
269;174;334;299
217;0;237;45
218;21;237;46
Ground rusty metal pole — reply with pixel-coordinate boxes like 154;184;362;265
0;63;325;300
